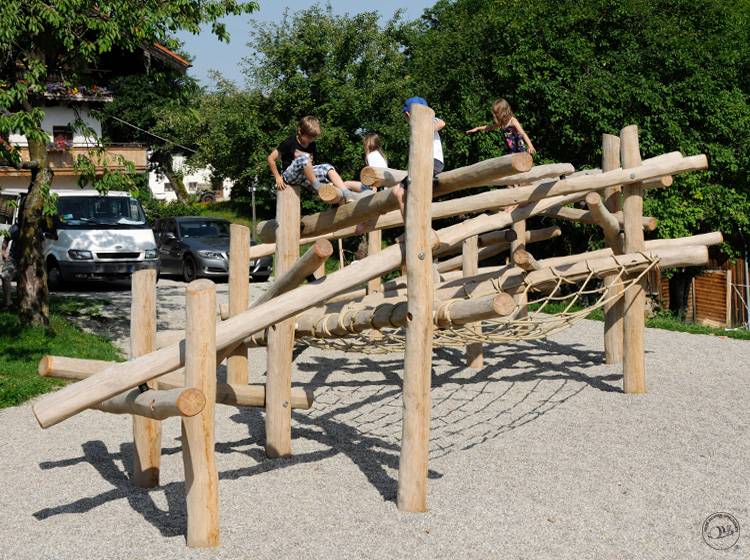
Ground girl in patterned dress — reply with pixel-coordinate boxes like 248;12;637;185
466;98;536;155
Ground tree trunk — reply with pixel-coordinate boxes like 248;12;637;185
18;137;51;327
668;268;697;321
156;153;190;203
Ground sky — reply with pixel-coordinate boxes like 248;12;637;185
176;1;436;86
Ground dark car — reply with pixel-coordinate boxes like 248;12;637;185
153;216;272;282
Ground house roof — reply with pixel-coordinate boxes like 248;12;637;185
147;43;192;70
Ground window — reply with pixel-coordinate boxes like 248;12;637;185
164;182;174;192
52;126;74;149
188;181;198;191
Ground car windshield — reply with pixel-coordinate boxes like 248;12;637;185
178;220;230;238
57;196;147;228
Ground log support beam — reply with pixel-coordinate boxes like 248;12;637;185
130;269;161;488
182;279;220;548
398;104;435;512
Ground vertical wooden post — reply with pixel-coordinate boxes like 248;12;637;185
462;235;483;368
265;184;300;457
367;230;383;294
511;219;528;318
397;103;435;513
725;269;732;327
338;238;345;270
620;125;647;394
601;133;624;364
227;224;250;384
182;279;219;548
131;268;161;488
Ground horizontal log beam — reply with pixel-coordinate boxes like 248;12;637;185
541;206;658;231
93;387;205;420
257;153;534;243
436;226;561;273
435;245;710;303
38;356;314;410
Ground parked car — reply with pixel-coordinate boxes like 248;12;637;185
153;216;272;282
4;188;159;289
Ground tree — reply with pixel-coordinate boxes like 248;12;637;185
99;67;203;204
0;0;257;326
407;0;750;315
171;5;415;218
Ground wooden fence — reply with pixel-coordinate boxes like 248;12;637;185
651;258;748;328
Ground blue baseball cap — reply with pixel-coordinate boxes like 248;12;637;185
402;96;428;113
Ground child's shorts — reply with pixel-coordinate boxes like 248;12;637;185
399;158;444;190
282;154;334;191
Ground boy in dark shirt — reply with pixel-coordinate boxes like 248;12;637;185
267;116;368;202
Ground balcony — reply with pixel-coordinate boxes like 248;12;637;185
0;144;148;177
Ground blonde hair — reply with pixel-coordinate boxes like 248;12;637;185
297;115;321;138
491;98;515;128
362;133;385;162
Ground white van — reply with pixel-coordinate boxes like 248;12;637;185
1;189;158;286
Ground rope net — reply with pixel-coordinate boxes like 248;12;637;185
297;256;660;354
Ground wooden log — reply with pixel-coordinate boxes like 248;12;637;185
317;183;343;204
219;239;333;321
462;235;483;368
540;206;658;231
398;103;435;513
257;153;534;242
620;125;647;394
601;133;625;365
435;246;710;303
265;180;301;458
585;192;621;251
536;232;723;269
130;269;161;489
360;162;573;190
511;248;541;272
486;163;575;186
227;224;250;384
367;229;383;294
436;227;561;274
293;291;515;338
510;215;528;318
434;293;516;328
260;239;333;307
31;207;592;429
94;387;205;420
182;279;220;548
39;356;315;409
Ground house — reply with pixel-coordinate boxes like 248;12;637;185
0;44;190;204
148;153;234;202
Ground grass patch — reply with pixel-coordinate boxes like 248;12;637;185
0;303;123;409
528;299;750;341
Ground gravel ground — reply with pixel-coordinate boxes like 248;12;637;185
1;278;748;559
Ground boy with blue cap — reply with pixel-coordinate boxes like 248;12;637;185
393;97;446;217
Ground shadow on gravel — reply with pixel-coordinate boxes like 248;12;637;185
32;337;620;533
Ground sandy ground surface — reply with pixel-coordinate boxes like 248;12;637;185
1;278;748;559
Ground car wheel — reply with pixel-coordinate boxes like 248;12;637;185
182;255;199;283
47;260;65;291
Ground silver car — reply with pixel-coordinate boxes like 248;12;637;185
154;216;272;282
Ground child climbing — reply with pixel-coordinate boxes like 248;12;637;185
363;132;388;172
393;97;446;218
267;116;369;201
466;98;536;155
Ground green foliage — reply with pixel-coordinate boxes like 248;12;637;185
169;6;415;220
0;302;123;408
407;0;750;254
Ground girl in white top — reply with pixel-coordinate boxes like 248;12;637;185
363;132;388;171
